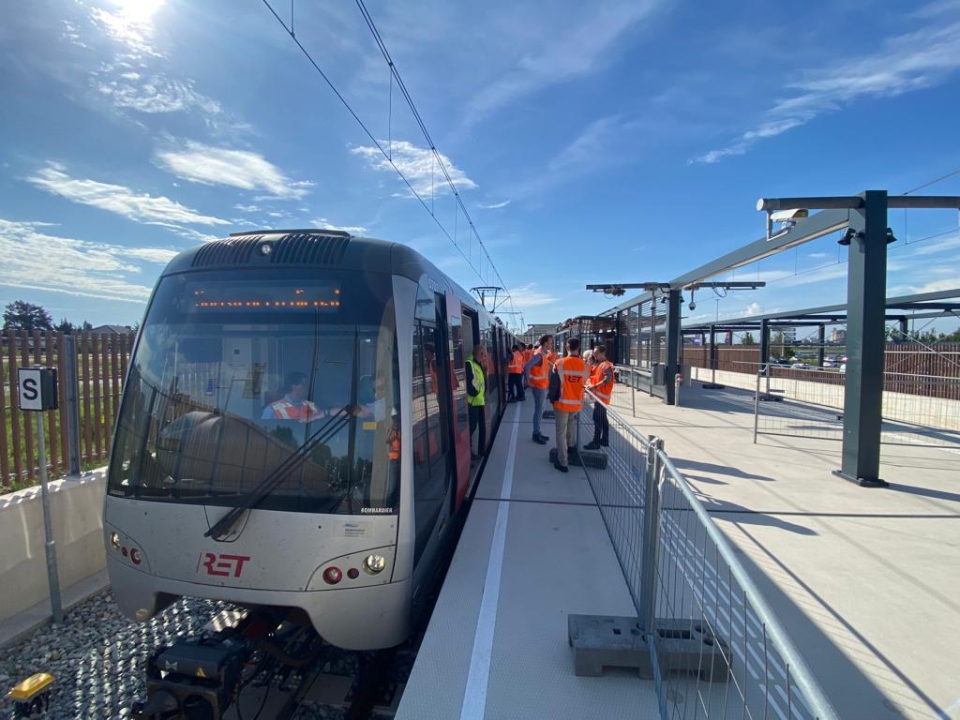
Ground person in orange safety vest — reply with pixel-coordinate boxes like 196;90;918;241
523;334;555;445
585;345;614;449
551;337;588;472
507;344;525;403
262;371;324;421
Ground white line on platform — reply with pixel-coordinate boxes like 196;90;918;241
459;402;521;720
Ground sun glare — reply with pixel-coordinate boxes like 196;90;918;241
110;0;165;21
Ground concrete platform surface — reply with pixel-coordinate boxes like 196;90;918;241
606;381;960;720
396;401;659;719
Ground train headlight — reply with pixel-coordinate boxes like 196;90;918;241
110;532;120;551
363;554;386;574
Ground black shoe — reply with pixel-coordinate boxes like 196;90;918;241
584;441;601;451
537;433;550;442
600;440;609;447
532;434;547;445
553;461;569;473
568;446;577;454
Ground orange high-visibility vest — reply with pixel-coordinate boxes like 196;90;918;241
268;399;320;420
508;350;524;374
522;348;533;364
529;349;550;389
554;356;588;412
388;424;400;460
590;360;614;404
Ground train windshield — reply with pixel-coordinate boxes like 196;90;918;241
108;268;400;515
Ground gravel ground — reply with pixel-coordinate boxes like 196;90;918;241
0;591;223;720
0;592;415;719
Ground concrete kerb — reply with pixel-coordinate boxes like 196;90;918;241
0;570;110;650
0;467;110;650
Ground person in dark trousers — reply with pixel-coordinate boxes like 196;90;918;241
465;344;488;466
585;345;614;449
507;344;525;402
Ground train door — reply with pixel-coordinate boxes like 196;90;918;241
410;288;455;566
446;294;471;510
481;322;500;430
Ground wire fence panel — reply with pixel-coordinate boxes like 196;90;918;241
580;388;836;719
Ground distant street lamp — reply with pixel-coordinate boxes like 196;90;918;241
715;298;719;323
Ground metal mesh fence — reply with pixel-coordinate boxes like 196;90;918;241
753;330;960;448
579;390;836;719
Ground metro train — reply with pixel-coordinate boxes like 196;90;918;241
104;229;515;653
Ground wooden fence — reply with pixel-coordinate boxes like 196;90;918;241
1;330;136;488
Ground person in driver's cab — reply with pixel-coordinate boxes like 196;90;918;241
262;371;324;421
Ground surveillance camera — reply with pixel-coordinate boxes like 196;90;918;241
689;301;696;311
770;208;809;223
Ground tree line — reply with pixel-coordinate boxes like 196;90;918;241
2;300;135;334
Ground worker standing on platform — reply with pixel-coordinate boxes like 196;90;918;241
522;344;534;391
507;344;525;402
466;344;488;466
585;345;614;449
524;334;555;445
551;337;588;473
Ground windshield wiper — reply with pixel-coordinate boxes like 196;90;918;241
204;405;353;539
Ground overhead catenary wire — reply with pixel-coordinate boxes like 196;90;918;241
352;0;518;322
259;0;519;326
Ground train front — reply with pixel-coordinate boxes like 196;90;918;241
104;239;411;649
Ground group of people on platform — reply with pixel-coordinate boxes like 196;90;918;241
467;334;615;474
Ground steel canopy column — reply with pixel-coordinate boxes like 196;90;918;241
665;289;681;405
614;311;622;364
835;190;889;487
759;319;769;371
817;325;825;368
649;293;656;367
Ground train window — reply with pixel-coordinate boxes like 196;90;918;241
108;268;400;516
412;321;448;562
449;314;468;429
480;325;499;425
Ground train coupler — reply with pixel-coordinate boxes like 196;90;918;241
132;635;250;720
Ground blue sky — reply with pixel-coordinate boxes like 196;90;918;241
2;0;960;336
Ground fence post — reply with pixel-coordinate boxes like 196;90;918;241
754;371;762;444
62;334;81;476
639;435;664;635
631;369;636;418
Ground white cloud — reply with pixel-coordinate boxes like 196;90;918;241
479;200;511;210
115;246;179;264
692;5;960;163
234;204;263;213
155;140;313;200
27;163;231;226
507;283;560;308
0;219;164;303
95;68;221;115
744;302;762;316
350;140;477;199
310;218;369;235
808;252;830;259
461;0;667;128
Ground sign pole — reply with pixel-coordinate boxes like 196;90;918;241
36;411;64;624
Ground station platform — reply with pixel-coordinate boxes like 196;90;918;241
607;379;960;720
400;378;960;720
395;400;660;719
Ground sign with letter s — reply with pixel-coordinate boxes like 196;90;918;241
18;367;58;411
